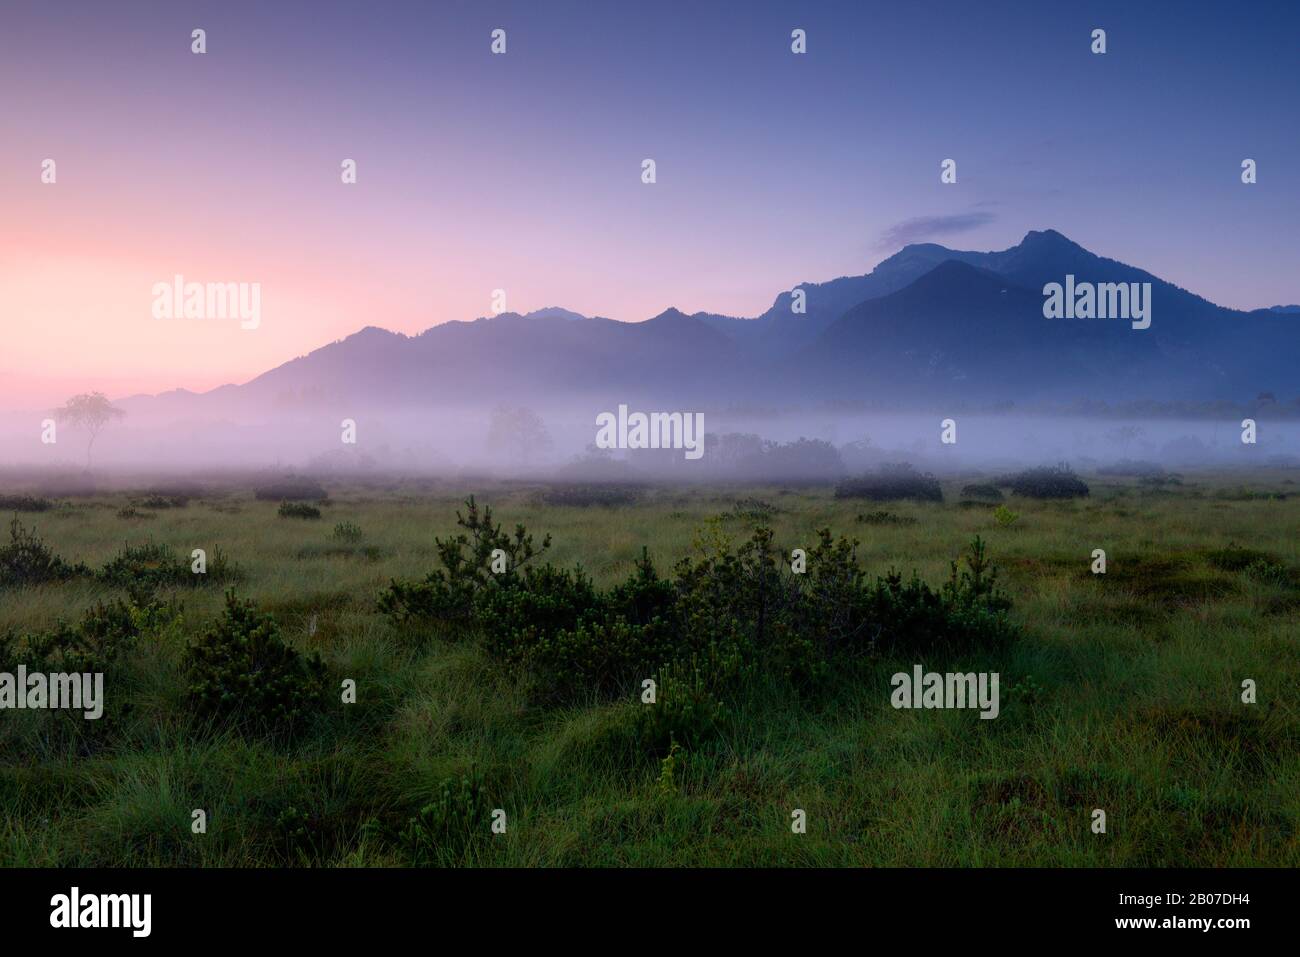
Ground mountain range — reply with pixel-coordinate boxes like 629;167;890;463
120;229;1299;418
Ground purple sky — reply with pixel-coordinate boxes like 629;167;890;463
1;0;1296;406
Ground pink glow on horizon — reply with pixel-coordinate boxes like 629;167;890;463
5;2;1295;411
0;155;878;409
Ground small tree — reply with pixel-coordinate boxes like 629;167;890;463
486;405;552;469
1105;425;1143;454
54;392;124;470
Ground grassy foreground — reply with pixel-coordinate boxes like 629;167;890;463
2;472;1298;867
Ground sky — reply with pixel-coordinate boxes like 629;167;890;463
1;0;1297;409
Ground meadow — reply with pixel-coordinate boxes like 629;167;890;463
1;470;1297;867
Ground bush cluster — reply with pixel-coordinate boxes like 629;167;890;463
380;500;1015;704
635;663;727;754
727;498;780;522
402;772;491;866
0;495;53;512
1244;558;1290;586
279;502;322;519
378;497;551;627
0;517;89;587
98;540;235;588
0;597;139;674
135;494;187;509
331;521;364;542
960;483;1004;503
184;591;327;731
1007;465;1090;499
835;463;943;503
1203;544;1273;572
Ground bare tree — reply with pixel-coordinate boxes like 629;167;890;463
54;392;125;471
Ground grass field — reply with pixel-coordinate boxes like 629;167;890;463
2;471;1298;866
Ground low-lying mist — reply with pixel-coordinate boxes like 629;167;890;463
2;400;1298;492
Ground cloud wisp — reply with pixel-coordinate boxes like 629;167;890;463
877;212;998;250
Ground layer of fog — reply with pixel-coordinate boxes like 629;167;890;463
2;401;1297;491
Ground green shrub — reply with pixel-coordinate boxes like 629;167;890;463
0;495;53;512
993;505;1019;527
382;503;1016;705
961;483;1004;503
861;536;1014;656
0;516;89;587
378;496;551;625
403;772;490;866
475;548;682;701
477;564;609;693
278;502;322;519
1244;558;1290;587
0;598;149;739
656;741;683;797
0;598;138;674
1008;675;1045;707
1008;465;1089;499
184;591;327;732
136;494;187;509
636;664;727;754
98;541;235;587
669;524;823;690
332;521;363;542
1205;544;1278;572
122;582;186;637
727;498;780;521
274;806;318;862
99;540;187;587
835;463;943;502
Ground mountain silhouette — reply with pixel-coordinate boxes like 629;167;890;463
118;229;1299;418
798;260;1169;402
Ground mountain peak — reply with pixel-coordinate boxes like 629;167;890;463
1018;228;1080;251
112;224;1299;420
892;241;952;256
345;325;403;342
646;307;691;323
523;306;587;322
